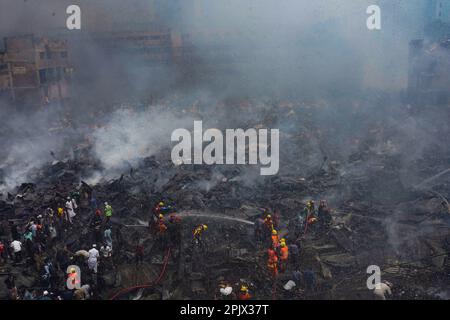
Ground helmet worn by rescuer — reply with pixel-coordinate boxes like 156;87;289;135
159;214;164;219
203;224;208;230
159;201;164;206
272;229;277;235
240;285;248;292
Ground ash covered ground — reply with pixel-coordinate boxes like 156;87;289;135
1;93;450;300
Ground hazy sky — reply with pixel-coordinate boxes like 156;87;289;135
0;0;431;89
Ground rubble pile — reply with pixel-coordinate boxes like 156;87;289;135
0;98;450;300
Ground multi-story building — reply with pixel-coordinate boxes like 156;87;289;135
0;34;73;106
0;51;13;101
91;29;184;64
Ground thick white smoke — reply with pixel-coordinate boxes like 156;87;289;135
91;106;194;170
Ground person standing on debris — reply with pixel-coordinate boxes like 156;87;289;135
254;217;265;243
153;201;172;218
65;196;77;225
45;207;54;224
267;246;279;278
67;267;80;289
168;214;182;246
318;200;332;226
42;258;54;288
4;274;18;300
10;239;22;263
303;201;316;220
100;245;113;269
271;229;280;249
264;214;274;231
302;201;318;235
91;209;103;243
29;220;38;238
157;214;168;235
74;284;91;300
48;224;57;245
104;226;113;250
373;281;393;300
56;206;65;232
104;202;113;223
10;221;20;241
238;285;252;300
216;281;234;300
279;239;289;273
273;210;281;229
0;240;6;264
90;195;98;213
193;224;208;247
24;231;34;262
88;244;100;274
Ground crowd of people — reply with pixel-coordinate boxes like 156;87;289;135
0;192;117;300
1;193;393;300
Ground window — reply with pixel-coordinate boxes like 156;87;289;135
39;52;45;60
60;51;68;58
39;69;47;83
46;51;52;59
56;67;62;80
47;68;55;81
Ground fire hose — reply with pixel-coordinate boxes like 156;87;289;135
109;247;171;300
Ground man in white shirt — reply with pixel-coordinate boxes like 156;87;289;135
10;240;22;262
88;244;99;273
65;197;77;224
373;281;393;300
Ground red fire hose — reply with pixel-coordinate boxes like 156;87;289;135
109;247;171;300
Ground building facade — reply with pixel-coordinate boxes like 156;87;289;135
0;34;72;106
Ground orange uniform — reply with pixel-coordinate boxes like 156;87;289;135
279;245;289;272
271;234;279;248
157;218;167;234
238;292;252;300
267;248;278;277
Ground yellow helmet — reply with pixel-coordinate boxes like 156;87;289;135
272;229;277;235
202;224;208;230
240;285;248;292
266;214;271;218
159;214;164;219
159;202;164;206
280;242;286;247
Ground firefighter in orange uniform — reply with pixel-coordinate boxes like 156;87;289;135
279;239;289;273
267;246;279;278
238;285;252;300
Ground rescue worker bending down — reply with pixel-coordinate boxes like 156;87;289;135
193;224;208;246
